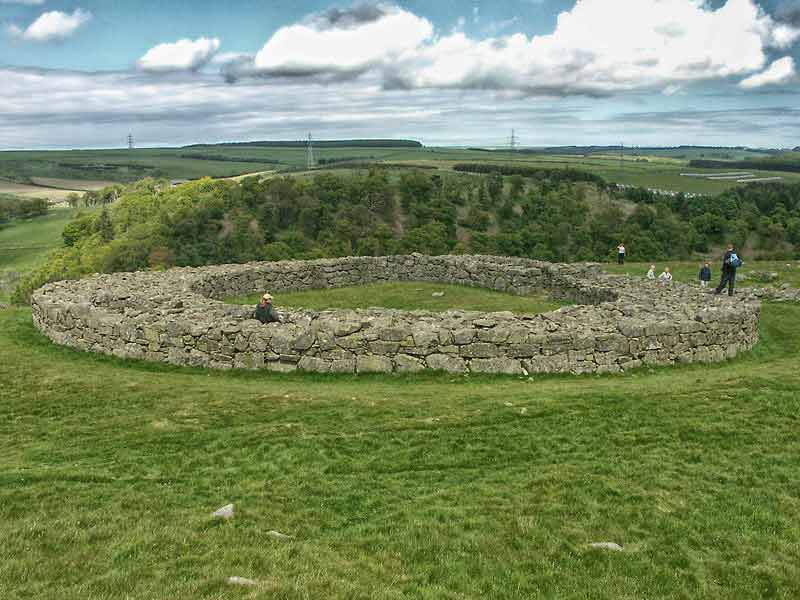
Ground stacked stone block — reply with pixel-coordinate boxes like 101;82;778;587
31;255;760;375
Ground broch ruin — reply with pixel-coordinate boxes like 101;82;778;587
31;255;761;375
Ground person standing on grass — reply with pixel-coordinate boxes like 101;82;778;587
699;261;712;288
715;244;742;296
255;293;281;323
617;243;626;265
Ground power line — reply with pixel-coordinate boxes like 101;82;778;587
306;133;315;169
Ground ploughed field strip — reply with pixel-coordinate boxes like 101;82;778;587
31;255;760;374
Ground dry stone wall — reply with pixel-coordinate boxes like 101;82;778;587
31;255;760;375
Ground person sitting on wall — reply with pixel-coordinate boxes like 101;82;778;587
255;293;281;324
658;267;673;284
646;264;656;280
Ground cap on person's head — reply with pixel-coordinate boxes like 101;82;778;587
262;293;273;301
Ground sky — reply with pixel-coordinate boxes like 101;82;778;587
1;0;799;149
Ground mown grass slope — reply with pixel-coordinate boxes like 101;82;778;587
1;300;799;599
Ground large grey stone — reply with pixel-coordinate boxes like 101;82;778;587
426;353;466;373
357;355;393;373
469;357;524;375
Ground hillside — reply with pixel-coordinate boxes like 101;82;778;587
1;297;800;597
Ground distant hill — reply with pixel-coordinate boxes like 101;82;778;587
183;139;423;149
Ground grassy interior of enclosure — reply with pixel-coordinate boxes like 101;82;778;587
602;260;800;288
226;281;566;314
1;301;799;599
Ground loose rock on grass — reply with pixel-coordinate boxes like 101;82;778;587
212;503;234;520
227;576;257;587
589;541;623;551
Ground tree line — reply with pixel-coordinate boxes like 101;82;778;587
689;157;800;173
11;168;800;303
0;195;48;225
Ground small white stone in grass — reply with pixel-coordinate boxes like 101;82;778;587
589;541;623;551
227;576;257;587
212;503;234;520
266;530;293;540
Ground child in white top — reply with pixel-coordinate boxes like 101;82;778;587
658;267;673;283
646;264;656;280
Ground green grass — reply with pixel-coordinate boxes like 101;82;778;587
1;299;800;598
0;208;84;301
603;261;800;289
0;208;75;272
226;282;565;314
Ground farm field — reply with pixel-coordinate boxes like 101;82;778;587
0;177;115;204
412;151;800;195
3;145;800;195
1;298;799;598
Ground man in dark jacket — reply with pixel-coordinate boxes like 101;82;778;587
255;293;280;323
714;244;740;296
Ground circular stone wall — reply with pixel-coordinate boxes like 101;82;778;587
31;255;760;375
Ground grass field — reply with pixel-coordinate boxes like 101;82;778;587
3;145;800;195
0;208;90;301
0;207;73;266
228;282;564;314
1;296;799;598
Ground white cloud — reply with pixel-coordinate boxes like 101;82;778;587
253;4;432;76
2;66;800;150
392;0;800;94
739;56;796;88
243;0;800;96
6;8;91;42
137;37;221;72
